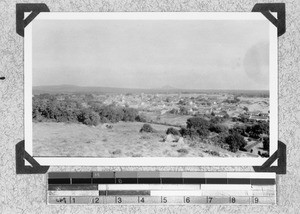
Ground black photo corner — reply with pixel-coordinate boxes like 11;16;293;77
15;141;49;174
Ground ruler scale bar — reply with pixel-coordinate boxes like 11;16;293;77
47;172;276;205
48;196;276;204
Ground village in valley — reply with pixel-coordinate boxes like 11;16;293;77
32;86;270;158
100;92;269;122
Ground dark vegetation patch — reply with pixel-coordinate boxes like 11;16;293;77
140;124;156;133
32;93;145;126
166;127;180;136
203;150;220;156
177;115;269;153
177;148;189;155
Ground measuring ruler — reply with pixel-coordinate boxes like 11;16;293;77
47;172;276;205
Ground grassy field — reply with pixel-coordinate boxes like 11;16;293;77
141;111;190;127
32;121;257;158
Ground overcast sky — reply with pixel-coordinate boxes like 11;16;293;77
32;19;270;90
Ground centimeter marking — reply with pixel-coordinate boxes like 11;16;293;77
47;172;276;205
48;196;275;205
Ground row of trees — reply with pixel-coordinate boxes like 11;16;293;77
229;121;269;139
32;94;146;126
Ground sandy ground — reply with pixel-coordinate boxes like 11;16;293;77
33;121;259;158
239;97;269;113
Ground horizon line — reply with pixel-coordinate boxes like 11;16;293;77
33;84;269;92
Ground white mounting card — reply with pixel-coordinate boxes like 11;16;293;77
24;12;278;166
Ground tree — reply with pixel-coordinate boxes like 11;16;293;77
230;125;249;137
140;124;155;133
247;122;269;138
225;133;247;152
95;105;124;123
209;124;228;134
186;117;211;137
166;127;180;136
77;109;100;126
179;127;197;138
186;117;210;130
262;137;270;151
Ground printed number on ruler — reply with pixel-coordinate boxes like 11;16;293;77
185;197;190;203
139;197;145;203
231;197;236;203
116;197;122;204
92;197;101;204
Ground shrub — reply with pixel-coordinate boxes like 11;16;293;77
94;105;124;123
225;132;247;152
122;107;138;122
177;148;189;155
140;124;155;133
179;127;190;136
77;109;100;126
204;150;220;156
261;152;269;157
179;127;197;138
186;117;210;130
100;116;110;123
166;127;180;136
135;114;147;122
209;124;228;133
111;149;122;155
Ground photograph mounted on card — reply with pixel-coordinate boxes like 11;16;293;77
24;12;278;166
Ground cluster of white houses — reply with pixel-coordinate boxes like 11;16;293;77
43;92;269;123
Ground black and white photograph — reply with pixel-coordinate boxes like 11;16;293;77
24;13;278;166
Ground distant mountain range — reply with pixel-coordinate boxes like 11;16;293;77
161;85;176;90
33;85;180;95
33;85;269;96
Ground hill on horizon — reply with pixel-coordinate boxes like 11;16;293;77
32;84;269;96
